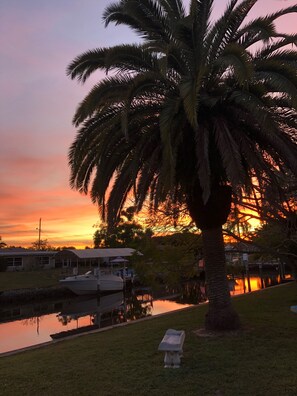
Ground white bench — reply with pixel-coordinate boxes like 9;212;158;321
290;305;297;313
158;329;185;368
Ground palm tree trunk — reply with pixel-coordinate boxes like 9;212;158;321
202;226;241;331
187;184;241;331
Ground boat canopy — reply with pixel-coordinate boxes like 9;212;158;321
55;248;141;261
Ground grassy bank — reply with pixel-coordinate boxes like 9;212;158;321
0;282;296;395
0;269;63;291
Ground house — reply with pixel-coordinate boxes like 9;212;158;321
225;242;262;267
54;248;141;270
0;249;56;271
0;248;142;272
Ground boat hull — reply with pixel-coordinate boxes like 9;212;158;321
100;274;124;292
60;276;98;295
60;273;124;295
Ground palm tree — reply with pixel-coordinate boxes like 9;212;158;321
67;0;297;331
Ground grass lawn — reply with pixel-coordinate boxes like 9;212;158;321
0;269;63;291
0;282;296;395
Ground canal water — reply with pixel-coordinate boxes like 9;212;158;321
0;272;292;355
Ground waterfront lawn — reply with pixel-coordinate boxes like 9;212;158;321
0;282;296;396
0;269;62;291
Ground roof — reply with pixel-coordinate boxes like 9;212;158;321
225;242;259;253
0;248;142;259
0;250;57;257
55;248;141;260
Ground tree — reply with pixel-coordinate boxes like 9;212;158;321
252;218;297;273
56;246;77;251
31;239;54;251
67;0;297;331
0;236;7;249
93;208;153;248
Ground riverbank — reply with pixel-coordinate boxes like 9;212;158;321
0;282;296;395
0;285;73;304
0;269;62;292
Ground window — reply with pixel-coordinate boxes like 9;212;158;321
7;257;23;267
38;256;50;266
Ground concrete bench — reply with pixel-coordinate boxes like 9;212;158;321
158;329;185;368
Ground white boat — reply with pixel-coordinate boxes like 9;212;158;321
60;270;124;295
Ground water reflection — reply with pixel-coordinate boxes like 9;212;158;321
0;288;193;354
54;292;125;338
227;273;290;295
0;272;292;354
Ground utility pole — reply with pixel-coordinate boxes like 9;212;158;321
37;218;41;250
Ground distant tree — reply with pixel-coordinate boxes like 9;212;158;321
252;219;297;270
236;171;297;227
0;237;7;249
31;239;54;251
0;236;8;271
153;232;203;257
224;171;297;247
55;246;77;251
94;207;153;248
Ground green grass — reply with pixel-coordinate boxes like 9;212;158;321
0;269;63;291
1;282;297;395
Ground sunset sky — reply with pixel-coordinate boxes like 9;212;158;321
0;0;296;248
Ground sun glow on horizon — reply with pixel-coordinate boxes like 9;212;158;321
1;198;100;249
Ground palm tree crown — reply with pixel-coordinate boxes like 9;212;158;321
68;0;297;330
68;0;297;227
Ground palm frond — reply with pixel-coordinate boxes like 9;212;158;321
66;48;108;83
256;35;297;59
266;49;297;66
72;75;132;126
194;125;211;202
206;0;257;62
159;0;186;20
213;119;244;187
214;42;254;85
235;17;276;49
159;95;182;189
104;0;172;43
104;44;158;73
255;60;297;108
190;0;214;68
179;75;200;128
265;5;297;23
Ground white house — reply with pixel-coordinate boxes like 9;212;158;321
54;248;141;269
0;248;142;272
0;250;56;271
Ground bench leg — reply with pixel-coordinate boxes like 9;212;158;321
164;351;181;368
164;351;173;368
172;352;181;368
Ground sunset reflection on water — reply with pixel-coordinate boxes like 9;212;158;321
0;313;92;354
0;273;291;355
151;299;193;315
0;298;193;354
228;275;286;295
